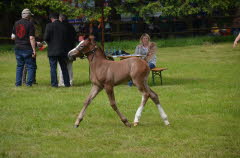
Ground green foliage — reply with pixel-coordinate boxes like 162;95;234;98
0;0;26;15
0;2;3;11
24;0;86;19
2;0;239;22
103;35;235;50
114;0;240;22
1;0;111;21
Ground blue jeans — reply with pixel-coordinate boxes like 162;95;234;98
49;56;70;87
15;49;35;86
22;58;37;83
148;62;156;69
128;62;155;86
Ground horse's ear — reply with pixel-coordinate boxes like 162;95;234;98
89;35;95;44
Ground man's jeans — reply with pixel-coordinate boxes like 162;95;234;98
15;49;35;86
148;62;156;69
49;56;70;87
22;58;37;84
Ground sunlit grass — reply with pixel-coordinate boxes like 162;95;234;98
0;42;239;158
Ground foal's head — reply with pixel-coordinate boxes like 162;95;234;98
68;38;96;60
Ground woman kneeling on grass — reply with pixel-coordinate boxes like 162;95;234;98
128;33;157;86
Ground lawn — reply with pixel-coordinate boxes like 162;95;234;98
0;42;239;158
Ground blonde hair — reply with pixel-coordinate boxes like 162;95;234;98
139;33;151;45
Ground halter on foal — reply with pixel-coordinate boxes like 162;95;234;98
68;39;170;127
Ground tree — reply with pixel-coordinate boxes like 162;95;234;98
113;0;240;21
1;0;239;21
0;0;111;21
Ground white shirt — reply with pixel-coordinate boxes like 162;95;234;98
134;45;156;65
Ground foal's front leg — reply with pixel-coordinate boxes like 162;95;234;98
74;85;102;128
105;85;131;127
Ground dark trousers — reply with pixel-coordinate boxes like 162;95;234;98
48;56;70;87
15;49;36;86
22;58;37;84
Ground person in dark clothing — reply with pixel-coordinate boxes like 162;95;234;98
43;13;70;87
12;8;36;86
57;14;76;86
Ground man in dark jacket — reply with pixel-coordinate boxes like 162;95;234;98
58;14;76;86
43;13;70;87
12;8;36;86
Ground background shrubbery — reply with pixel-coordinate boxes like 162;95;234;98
104;35;236;51
1;35;236;54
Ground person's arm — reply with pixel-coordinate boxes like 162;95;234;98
233;33;240;48
134;45;140;55
30;36;36;58
11;34;15;40
11;24;16;40
145;42;157;62
29;22;36;57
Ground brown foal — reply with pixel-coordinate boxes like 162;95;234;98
68;39;170;127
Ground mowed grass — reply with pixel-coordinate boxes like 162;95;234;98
0;42;240;158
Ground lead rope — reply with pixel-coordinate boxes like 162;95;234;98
86;46;98;62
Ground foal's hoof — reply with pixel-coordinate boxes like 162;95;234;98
74;124;79;128
125;122;132;128
164;120;170;126
133;122;139;126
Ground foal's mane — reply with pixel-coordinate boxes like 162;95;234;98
92;42;107;59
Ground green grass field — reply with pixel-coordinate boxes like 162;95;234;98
0;42;240;158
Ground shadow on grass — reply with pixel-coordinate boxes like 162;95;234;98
149;77;210;86
74;80;92;87
28;80;92;88
57;76;209;87
34;77;208;88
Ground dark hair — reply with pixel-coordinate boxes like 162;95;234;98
59;14;68;21
49;12;59;19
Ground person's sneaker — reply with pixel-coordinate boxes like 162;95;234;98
58;83;64;87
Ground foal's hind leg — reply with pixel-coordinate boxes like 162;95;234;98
132;77;150;126
74;85;102;128
105;85;131;127
148;88;170;125
133;92;149;126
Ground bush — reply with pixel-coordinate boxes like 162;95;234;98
104;35;235;50
1;35;235;53
0;44;15;53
